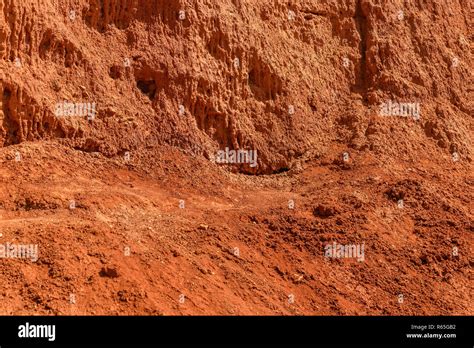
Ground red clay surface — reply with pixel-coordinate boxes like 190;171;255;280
0;0;472;315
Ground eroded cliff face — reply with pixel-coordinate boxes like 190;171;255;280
0;1;472;316
0;0;471;173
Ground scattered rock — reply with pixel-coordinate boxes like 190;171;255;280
99;266;119;278
313;204;339;218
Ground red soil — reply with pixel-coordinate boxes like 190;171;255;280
0;0;472;315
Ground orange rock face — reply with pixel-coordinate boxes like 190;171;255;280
0;0;472;315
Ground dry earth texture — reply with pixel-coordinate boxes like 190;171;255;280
0;0;472;315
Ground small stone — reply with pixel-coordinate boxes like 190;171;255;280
293;274;304;283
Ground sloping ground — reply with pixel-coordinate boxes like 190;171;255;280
0;141;471;315
0;0;472;314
